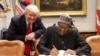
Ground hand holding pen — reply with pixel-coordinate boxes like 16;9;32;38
50;45;59;56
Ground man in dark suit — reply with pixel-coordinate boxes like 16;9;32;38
37;14;91;56
6;4;45;56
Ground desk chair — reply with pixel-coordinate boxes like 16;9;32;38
31;37;42;56
0;40;25;56
86;35;100;56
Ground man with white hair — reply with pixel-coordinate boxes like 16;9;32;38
37;14;91;56
6;4;45;56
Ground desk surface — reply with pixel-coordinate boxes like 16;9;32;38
39;54;87;56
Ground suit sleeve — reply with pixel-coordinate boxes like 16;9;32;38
6;18;25;41
37;27;52;55
74;31;91;55
34;17;46;38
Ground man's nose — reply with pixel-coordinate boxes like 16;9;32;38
31;16;35;19
61;28;65;32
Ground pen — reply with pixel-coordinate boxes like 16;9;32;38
53;45;57;50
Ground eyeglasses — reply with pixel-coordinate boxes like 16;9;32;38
58;24;70;31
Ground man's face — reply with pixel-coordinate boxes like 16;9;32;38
25;11;38;23
58;22;70;35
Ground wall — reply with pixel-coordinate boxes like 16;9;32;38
41;0;97;32
0;0;97;32
97;0;100;8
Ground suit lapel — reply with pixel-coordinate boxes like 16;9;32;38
32;23;35;31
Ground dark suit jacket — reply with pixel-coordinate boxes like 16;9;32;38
37;26;91;55
6;14;46;42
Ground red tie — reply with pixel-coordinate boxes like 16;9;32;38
25;23;31;55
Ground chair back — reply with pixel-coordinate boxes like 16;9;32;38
86;35;100;56
0;40;25;56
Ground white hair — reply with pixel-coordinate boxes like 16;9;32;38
24;4;39;14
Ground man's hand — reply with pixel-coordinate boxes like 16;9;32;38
64;49;76;56
50;48;59;56
25;32;35;41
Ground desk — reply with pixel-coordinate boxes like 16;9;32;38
39;54;88;56
39;54;87;56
